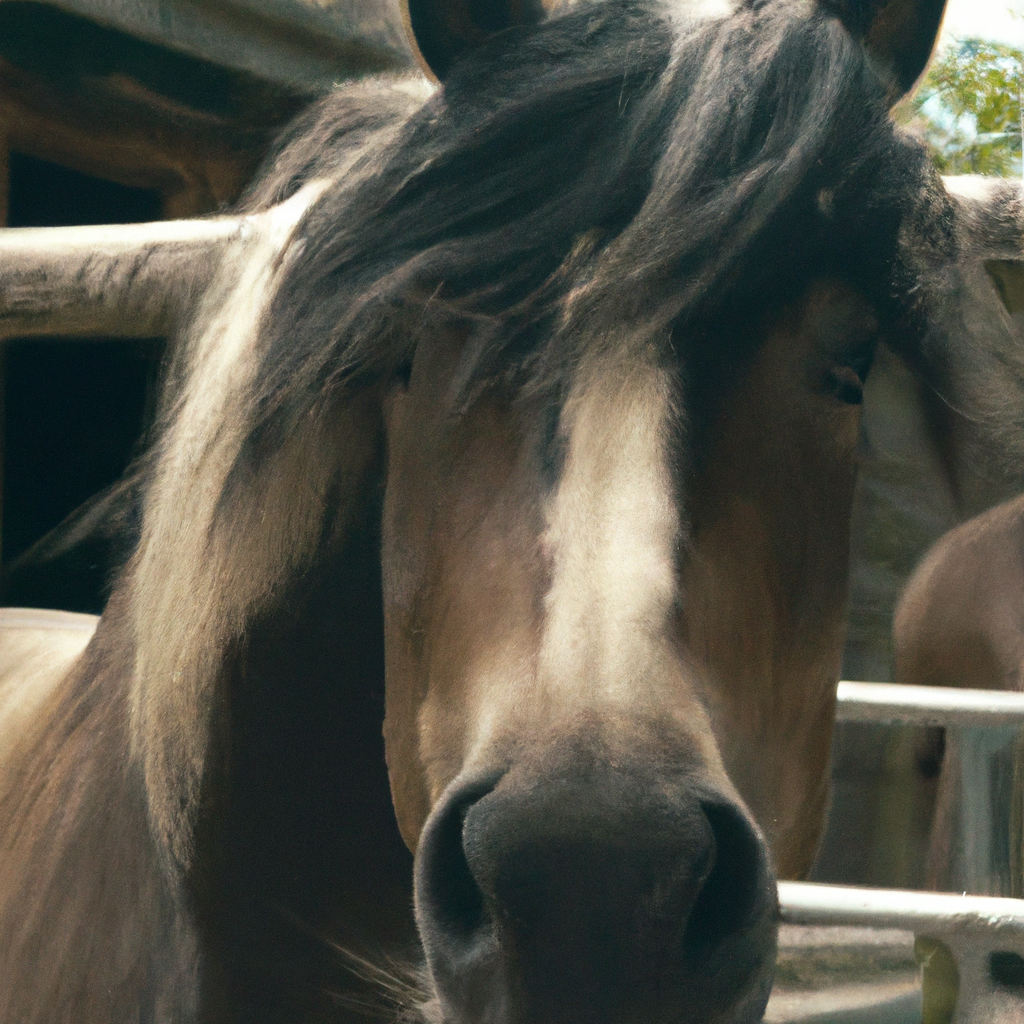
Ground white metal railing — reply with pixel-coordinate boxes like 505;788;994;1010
781;880;1024;937
837;680;1024;728
775;885;1024;1023
773;680;1024;1022
837;683;1023;907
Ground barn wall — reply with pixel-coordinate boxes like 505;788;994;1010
0;0;406;612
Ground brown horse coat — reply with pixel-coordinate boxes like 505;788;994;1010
3;0;1018;1019
897;493;1024;693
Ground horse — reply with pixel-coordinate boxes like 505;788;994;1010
897;492;1024;696
880;218;1024;900
894;488;1024;897
812;195;1024;893
1;0;1019;1017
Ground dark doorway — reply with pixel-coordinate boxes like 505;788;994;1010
1;153;165;614
6;152;162;227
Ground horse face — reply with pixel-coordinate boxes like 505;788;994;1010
370;0;947;1017
378;278;874;1024
680;281;874;872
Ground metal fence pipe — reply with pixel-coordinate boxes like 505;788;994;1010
779;881;1024;938
837;680;1024;728
782;879;1024;1021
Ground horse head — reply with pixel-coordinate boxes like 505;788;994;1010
358;0;951;1019
3;0;989;1019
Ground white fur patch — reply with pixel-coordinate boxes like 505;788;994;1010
454;345;694;775
536;348;681;701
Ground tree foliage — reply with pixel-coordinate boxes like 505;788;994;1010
900;37;1022;176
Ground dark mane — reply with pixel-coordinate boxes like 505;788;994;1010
15;0;941;595
115;9;944;864
237;0;918;444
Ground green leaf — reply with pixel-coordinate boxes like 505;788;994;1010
894;37;1022;176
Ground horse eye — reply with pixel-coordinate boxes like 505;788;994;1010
827;364;865;405
825;336;877;406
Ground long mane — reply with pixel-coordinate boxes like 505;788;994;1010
256;0;914;419
129;0;931;864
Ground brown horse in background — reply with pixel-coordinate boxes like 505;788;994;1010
812;179;1024;894
896;489;1024;895
897;492;1024;695
890;219;1024;897
1;0;1019;1019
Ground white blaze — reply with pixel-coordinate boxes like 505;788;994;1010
537;347;681;703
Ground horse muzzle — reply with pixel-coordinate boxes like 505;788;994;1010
414;754;778;1024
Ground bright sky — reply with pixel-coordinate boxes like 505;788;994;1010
939;0;1022;46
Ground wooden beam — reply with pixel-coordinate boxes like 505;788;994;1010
0;216;246;339
0;180;326;340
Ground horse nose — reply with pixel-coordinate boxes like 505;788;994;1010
415;767;778;1024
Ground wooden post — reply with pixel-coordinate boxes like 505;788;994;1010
0;181;327;341
0;125;9;570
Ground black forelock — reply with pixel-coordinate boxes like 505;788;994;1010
239;0;926;442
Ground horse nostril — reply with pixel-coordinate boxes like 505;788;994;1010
415;774;777;1024
686;802;771;950
415;778;494;943
990;951;1024;990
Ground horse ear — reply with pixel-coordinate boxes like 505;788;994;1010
401;0;551;81
826;0;948;102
